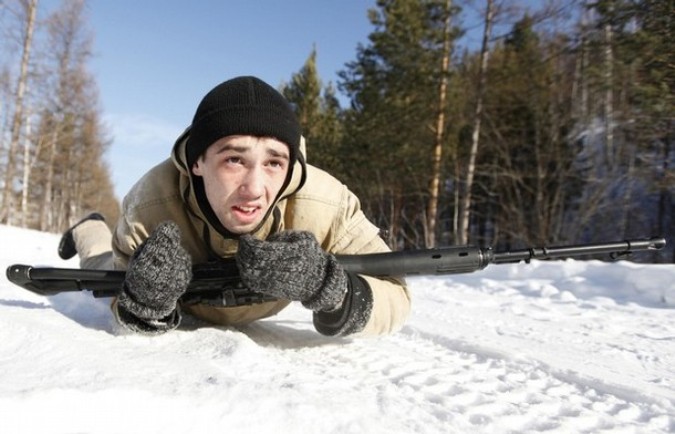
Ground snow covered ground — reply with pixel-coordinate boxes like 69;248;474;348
0;224;673;434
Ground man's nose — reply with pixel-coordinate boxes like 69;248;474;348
240;165;265;198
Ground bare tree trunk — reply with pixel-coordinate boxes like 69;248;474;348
453;156;460;241
620;152;635;237
457;0;494;245
1;0;38;225
425;0;453;248
572;2;591;126
604;17;614;169
20;112;32;227
657;133;673;262
40;129;57;231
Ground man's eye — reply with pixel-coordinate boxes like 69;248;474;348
225;156;242;164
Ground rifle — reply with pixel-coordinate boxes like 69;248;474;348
6;237;666;308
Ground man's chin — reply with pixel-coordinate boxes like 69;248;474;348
222;220;262;235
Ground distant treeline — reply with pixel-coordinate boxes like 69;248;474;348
1;0;672;262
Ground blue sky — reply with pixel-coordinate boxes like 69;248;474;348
79;0;383;199
43;0;540;200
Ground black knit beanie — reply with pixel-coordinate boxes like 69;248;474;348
185;76;301;167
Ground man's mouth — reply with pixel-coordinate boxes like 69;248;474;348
234;205;258;215
231;205;263;225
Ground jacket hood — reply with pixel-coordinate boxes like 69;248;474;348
170;126;307;240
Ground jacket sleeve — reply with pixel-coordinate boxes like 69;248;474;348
325;228;411;337
357;274;410;336
110;211;146;271
109;196;176;333
294;172;411;337
327;208;410;337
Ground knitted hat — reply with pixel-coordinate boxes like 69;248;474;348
185;76;301;167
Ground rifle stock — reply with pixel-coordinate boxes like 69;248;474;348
6;237;666;307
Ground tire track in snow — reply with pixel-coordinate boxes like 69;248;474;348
395;324;674;432
239;318;674;433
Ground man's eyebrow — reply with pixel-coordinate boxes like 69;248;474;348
214;143;247;154
213;142;289;160
268;148;289;160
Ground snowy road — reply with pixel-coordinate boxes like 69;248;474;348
0;224;673;433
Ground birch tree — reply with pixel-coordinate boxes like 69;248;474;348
425;0;453;248
456;0;495;245
0;0;37;225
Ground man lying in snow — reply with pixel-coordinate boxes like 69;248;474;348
58;76;410;337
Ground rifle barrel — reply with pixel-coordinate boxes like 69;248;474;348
492;237;666;264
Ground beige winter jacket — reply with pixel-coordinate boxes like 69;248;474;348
111;131;410;336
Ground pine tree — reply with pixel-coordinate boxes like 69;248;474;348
282;48;346;177
338;0;461;248
478;15;579;246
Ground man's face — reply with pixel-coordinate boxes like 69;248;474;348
191;135;290;234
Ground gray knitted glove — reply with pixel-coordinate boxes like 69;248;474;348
116;221;192;333
235;231;348;312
